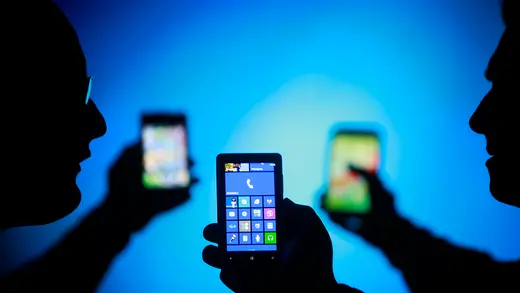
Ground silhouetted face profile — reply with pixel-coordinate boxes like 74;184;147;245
470;0;520;207
0;1;106;228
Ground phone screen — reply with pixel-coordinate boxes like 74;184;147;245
142;124;190;189
224;162;278;251
217;154;283;258
324;132;380;213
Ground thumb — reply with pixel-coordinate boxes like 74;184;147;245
348;165;382;190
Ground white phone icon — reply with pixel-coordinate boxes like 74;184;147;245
246;179;254;189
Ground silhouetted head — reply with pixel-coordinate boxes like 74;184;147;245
470;0;520;207
0;1;106;228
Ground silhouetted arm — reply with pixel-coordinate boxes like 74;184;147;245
360;215;520;292
0;201;131;293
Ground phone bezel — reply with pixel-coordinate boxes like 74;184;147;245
216;153;284;264
141;113;190;192
322;123;384;215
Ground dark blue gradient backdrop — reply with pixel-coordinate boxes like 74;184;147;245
1;1;519;292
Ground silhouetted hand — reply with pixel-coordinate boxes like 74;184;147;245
102;142;198;233
321;166;397;241
202;198;343;293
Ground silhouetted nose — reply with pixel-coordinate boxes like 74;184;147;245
86;100;107;140
469;91;492;135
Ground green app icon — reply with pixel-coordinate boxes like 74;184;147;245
265;232;277;244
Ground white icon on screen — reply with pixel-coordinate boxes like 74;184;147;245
254;223;260;229
267;222;273;229
254;199;260;205
229;211;235;217
267;235;274;241
229;224;236;229
255;234;260;242
246;179;254;189
267;199;272;204
253;209;261;217
230;234;236;243
244;222;249;230
241;199;247;205
242;235;248;242
242;211;248;217
266;210;273;217
231;198;237;208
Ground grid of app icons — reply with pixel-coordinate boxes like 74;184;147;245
225;162;277;251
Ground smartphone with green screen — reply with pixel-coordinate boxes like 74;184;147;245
323;128;381;214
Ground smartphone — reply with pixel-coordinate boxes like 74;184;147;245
323;129;381;214
141;114;190;190
216;153;283;264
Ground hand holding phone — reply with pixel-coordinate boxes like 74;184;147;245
106;141;196;233
322;129;381;215
320;125;399;240
101;113;196;233
204;198;347;292
206;153;358;291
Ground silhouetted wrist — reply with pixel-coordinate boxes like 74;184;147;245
357;213;405;248
97;200;135;241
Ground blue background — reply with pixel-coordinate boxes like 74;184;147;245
225;172;275;195
1;0;519;292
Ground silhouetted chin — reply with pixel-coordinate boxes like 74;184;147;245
487;157;520;208
2;183;82;228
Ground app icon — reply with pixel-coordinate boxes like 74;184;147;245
252;233;264;244
263;196;275;207
251;196;263;207
226;209;238;220
264;220;276;231
252;220;263;231
238;196;250;208
226;197;238;208
239;208;250;219
251;208;263;219
239;163;250;172
265;232;276;244
240;233;251;244
227;221;238;232
227;233;238;244
239;220;251;232
246;178;254;189
264;208;276;220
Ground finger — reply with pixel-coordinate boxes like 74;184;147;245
202;245;222;269
281;198;309;241
348;165;382;187
203;223;219;243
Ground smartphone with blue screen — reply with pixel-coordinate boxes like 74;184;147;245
216;153;283;264
323;129;381;214
141;114;190;191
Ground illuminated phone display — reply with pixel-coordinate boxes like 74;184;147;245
324;132;380;213
142;124;190;189
223;162;278;251
217;153;283;262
